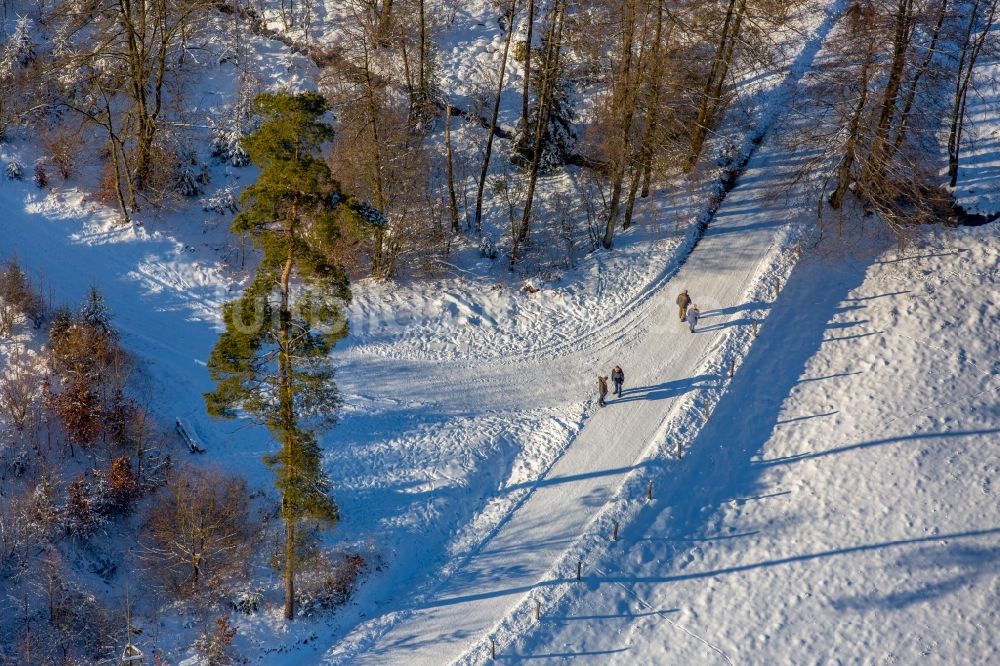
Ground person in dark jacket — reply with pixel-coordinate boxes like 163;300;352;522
597;375;609;407
611;366;624;396
676;289;691;321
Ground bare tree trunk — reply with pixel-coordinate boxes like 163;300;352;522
473;1;518;234
860;0;913;190
602;0;646;248
418;0;427;101
948;0;998;186
279;204;298;621
639;0;669;199
512;0;566;267
684;0;746;172
378;0;393;39
400;23;415;119
627;0;668;223
361;40;390;277
521;0;535;129
444;102;460;233
830;34;875;210
890;0;947;158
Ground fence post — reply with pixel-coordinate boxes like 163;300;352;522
796;239;802;258
729;359;735;379
576;560;582;580
676;439;682;460
612;521;619;541
490;638;496;660
534;600;541;621
752;320;759;337
647;479;653;501
775;277;781;298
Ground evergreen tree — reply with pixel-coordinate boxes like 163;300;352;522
204;91;355;621
511;33;576;172
78;286;115;337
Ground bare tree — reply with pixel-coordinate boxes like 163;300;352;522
474;0;519;234
142;466;254;596
513;0;567;267
0;346;40;432
684;0;749;171
947;0;999;185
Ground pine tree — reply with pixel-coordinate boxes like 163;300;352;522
204;91;354;621
78;286;114;336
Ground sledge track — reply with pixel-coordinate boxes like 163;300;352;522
324;2;847;663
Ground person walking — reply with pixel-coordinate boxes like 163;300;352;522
597;375;609;407
686;304;701;333
676;289;691;322
611;365;625;396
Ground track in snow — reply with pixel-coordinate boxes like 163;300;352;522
323;3;846;662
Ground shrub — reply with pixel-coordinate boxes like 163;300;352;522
33;162;47;188
5;159;23;180
0;259;44;329
230;589;262;615
105;455;141;512
200;185;240;215
297;551;366;616
194;615;239;666
0;348;41;430
479;235;498;259
65;474;100;537
42;128;78;181
52;379;102;447
143;467;254;596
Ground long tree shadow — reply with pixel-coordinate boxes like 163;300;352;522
403;526;1000;609
757;428;1000;466
663;250;874;537
830;540;1000;612
598;247;878;588
595;528;1000;586
504;461;655;494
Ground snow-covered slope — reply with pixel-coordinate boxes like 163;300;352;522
503;223;1000;664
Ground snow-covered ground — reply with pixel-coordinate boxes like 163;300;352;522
2;0;1000;663
503;222;1000;664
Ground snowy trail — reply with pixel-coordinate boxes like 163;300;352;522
325;101;817;666
322;3;846;661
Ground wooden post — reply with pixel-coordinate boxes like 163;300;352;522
676;439;682;459
752;320;759;337
576;560;582;580
491;638;496;659
729;359;735;378
534;600;541;621
774;277;781;298
612;521;619;541
647;479;653;501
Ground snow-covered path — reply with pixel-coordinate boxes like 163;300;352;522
327;103;816;666
320;4;851;660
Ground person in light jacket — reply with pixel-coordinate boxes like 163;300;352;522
686;304;701;333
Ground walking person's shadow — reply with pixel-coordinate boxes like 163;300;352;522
611;374;716;404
